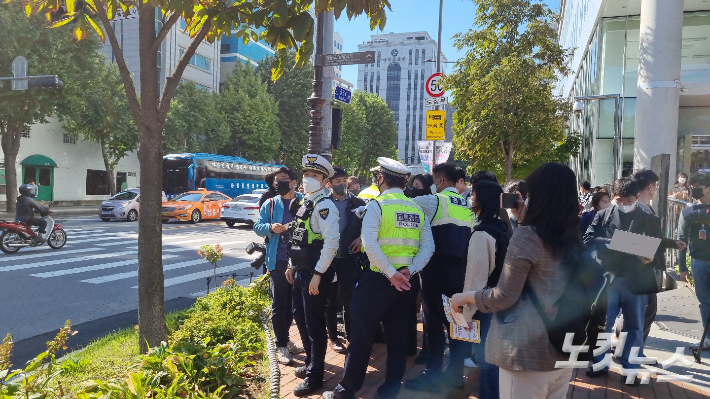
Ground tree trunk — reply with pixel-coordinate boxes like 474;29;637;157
136;4;167;354
99;135;117;195
2;124;23;213
505;141;514;183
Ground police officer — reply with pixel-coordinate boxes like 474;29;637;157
322;157;434;399
357;171;380;200
287;154;341;397
405;162;473;393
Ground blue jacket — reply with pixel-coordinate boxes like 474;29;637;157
253;193;303;271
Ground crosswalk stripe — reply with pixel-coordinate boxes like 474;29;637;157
92;234;197;247
0;247;99;263
30;254;179;278
81;258;207;284
0;250;136;272
127;240;245;252
134;262;253;288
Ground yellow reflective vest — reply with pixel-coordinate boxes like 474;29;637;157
371;192;425;272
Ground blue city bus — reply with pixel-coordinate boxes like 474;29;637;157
163;153;282;199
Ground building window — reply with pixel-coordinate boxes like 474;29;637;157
86;169;111;195
422;49;426;63
21;128;30;138
221;43;230;54
377;51;381;67
370;72;374;93
415;49;419;65
179;18;187;31
376;71;381;93
409;49;413;65
63;134;77;144
178;47;212;72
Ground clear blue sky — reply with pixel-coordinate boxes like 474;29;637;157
334;0;560;85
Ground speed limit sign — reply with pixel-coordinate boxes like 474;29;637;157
426;73;445;98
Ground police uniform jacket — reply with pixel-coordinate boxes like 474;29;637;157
299;187;341;274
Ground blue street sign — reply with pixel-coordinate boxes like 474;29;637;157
334;86;352;104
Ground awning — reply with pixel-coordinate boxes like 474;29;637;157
20;154;57;167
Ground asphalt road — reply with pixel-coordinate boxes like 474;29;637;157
0;215;263;353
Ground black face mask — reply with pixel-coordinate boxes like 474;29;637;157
693;187;706;200
332;183;347;196
405;186;429;198
276;180;291;196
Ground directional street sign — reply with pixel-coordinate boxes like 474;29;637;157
322;51;376;67
426;110;446;140
334;86;352;104
11;56;28;91
425;97;448;107
426;72;445;98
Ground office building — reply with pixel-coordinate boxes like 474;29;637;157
559;0;710;185
220;26;275;84
357;32;451;165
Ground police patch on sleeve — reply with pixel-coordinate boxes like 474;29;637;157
449;196;468;207
319;208;330;220
395;212;421;228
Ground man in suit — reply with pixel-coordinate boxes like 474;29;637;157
583;177;664;385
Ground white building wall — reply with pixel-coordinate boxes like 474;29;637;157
357;32;447;165
1;119;140;203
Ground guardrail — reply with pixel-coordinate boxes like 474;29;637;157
666;197;693;269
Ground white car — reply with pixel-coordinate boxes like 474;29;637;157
251;188;267;195
221;194;262;226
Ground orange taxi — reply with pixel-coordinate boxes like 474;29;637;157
161;189;232;223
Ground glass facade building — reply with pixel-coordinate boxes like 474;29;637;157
560;0;710;186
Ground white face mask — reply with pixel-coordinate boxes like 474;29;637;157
617;201;637;213
303;177;323;193
679;177;687;184
430;184;437;195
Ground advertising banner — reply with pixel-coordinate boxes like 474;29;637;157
418;141;434;173
436;142;452;165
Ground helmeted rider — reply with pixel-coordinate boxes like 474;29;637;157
16;184;49;243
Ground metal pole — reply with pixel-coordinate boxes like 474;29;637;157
308;11;326;155
321;11;335;161
433;0;443;164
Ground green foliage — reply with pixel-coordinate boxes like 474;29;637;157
163;81;230;155
256;52;314;171
333;91;398;178
219;63;280;163
0;320;76;398
448;0;574;182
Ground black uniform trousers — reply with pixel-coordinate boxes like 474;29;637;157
326;256;359;340
420;256;471;378
269;260;293;348
292;266;335;380
333;269;416;399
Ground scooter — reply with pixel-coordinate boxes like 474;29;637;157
0;202;67;254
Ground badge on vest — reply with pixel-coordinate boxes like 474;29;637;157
449;196;467;207
319;208;330;220
395;212;421;228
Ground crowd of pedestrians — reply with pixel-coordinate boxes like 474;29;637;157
252;152;710;399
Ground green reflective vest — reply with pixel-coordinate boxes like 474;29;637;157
371;192;424;272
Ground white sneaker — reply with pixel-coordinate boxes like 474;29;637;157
464;358;478;368
689;338;710;351
287;340;305;354
276;347;294;365
444;347;450;357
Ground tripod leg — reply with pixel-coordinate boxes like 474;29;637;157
693;316;710;363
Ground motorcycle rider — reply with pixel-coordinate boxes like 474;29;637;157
16;184;49;243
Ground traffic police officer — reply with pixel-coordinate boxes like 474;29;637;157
287;154;341;397
357;171;381;200
323;157;434;399
405;162;473;393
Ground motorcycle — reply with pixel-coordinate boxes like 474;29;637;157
0;202;67;254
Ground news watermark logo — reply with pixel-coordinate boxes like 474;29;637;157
555;333;695;384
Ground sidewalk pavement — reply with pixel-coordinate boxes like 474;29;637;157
278;282;710;398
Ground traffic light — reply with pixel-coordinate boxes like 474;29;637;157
332;108;342;150
28;76;64;89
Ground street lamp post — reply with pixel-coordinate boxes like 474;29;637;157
307;11;327;156
574;94;622;179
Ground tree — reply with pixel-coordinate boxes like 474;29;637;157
22;0;392;352
59;63;138;195
219;63;279;163
332;91;398;178
0;3;100;211
163;81;229;155
447;0;574;182
256;51;313;171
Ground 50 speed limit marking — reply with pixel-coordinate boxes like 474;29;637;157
426;73;445;98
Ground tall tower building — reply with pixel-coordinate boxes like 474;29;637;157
357;32;450;165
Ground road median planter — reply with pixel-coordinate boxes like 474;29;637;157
0;276;272;398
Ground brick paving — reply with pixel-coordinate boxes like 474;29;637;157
278;323;710;399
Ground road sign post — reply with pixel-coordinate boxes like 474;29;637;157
426;73;445;98
321;51;375;67
11;56;28;91
426;110;446;141
334;86;352;104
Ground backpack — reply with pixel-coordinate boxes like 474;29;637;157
524;249;610;361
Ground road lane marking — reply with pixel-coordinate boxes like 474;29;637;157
0;250;136;272
30;254;179;278
0;248;100;263
133;262;253;288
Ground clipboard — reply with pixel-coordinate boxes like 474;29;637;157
608;229;661;258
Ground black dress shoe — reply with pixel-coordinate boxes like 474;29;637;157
373;392;397;399
585;366;608;378
414;351;428;365
294;365;307;379
294;377;324;397
330;338;347;354
404;372;442;393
